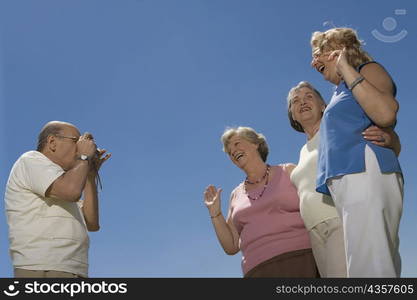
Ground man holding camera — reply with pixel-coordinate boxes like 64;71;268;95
5;121;111;278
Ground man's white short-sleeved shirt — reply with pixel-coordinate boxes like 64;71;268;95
5;151;89;277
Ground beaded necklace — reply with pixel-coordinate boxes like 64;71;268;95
244;164;270;201
244;164;270;185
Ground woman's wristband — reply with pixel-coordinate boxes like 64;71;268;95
349;75;365;91
210;212;222;219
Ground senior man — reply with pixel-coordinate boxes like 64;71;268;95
5;121;111;278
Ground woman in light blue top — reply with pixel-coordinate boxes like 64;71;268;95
310;27;403;277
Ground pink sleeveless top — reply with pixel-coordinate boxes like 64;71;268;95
230;165;311;275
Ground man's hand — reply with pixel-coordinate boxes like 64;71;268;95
77;132;97;158
89;148;111;179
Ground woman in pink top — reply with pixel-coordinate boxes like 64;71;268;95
204;126;318;277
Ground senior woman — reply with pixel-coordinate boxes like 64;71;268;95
204;127;318;277
286;81;401;278
310;27;403;277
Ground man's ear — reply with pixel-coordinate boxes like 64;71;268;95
46;135;57;152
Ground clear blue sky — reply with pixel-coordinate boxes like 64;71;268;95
1;0;416;277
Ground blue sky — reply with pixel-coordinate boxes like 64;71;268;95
1;0;416;277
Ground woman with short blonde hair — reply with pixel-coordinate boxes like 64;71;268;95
310;27;403;277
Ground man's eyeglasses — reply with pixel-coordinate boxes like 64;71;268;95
55;135;79;143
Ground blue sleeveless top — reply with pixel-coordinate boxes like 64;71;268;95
316;61;402;195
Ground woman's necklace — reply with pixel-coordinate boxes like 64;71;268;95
244;164;270;201
245;164;270;184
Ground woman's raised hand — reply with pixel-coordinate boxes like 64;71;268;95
204;185;223;218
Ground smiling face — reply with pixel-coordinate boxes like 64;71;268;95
226;134;260;169
311;50;342;85
311;28;373;84
290;87;325;128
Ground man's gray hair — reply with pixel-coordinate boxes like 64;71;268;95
36;121;72;151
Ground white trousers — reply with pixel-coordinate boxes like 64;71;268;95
309;217;347;277
327;145;403;278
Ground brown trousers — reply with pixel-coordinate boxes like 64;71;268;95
14;268;83;278
244;248;320;278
